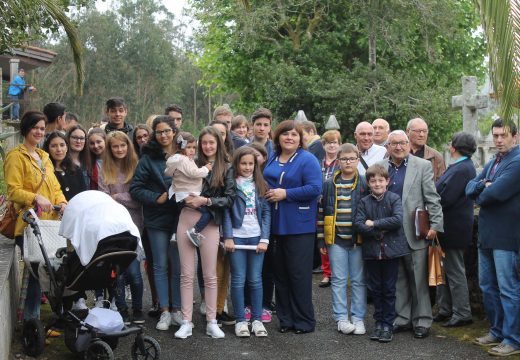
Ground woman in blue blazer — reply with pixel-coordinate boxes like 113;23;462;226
263;120;323;333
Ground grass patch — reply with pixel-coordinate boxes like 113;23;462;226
433;318;520;359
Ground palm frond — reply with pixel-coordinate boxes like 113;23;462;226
476;0;520;122
37;0;85;95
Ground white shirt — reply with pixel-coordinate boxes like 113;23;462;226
357;143;387;175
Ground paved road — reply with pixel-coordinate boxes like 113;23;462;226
107;274;489;360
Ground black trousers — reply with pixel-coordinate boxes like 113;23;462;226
273;233;316;331
366;258;399;329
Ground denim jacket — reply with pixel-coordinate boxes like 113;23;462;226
222;187;271;241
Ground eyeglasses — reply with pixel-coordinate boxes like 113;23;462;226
70;136;86;142
156;129;173;136
388;141;409;147
410;129;428;134
338;157;359;163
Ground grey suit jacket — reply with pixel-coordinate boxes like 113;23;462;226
379;155;443;250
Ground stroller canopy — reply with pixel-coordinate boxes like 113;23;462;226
59;191;142;266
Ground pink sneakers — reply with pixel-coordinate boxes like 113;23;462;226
261;308;272;323
244;306;251;321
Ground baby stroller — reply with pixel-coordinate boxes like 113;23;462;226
21;191;160;359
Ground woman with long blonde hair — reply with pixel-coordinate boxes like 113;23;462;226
99;131;144;323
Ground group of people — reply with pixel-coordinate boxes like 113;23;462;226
4;97;519;355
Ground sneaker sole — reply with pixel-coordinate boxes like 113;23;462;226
338;328;355;335
133;320;145;324
206;332;225;339
156;325;170;331
220;320;236;326
175;333;192;339
488;349;520;357
186;230;200;247
379;337;393;343
474;340;501;347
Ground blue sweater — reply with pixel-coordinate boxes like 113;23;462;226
264;149;322;235
466;146;520;251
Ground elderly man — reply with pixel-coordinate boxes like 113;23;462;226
466;118;520;356
379;130;443;339
355;121;387;176
406;118;446;181
372;118;390;146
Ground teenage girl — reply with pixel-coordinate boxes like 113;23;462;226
164;132;213;246
99;131;144;324
86;128;106;190
223;147;271;337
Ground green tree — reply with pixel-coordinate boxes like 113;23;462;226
191;0;486;147
1;0;89;94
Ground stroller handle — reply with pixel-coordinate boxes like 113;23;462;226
22;205;62;224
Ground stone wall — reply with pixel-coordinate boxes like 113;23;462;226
0;237;19;360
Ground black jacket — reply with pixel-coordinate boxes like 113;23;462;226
355;191;410;260
436;158;476;249
200;164;236;225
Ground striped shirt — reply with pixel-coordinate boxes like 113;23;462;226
335;177;354;246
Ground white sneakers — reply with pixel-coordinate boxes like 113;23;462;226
156;311;172;331
235;321;250;337
251;320;268;337
175;320;194;339
337;320;356;334
353;320;366;335
171;310;183;326
206;320;225;338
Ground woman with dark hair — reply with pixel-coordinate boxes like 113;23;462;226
132;123;152;157
43;131;87;201
433;131;476;328
4;110;67;320
130;116;182;331
174;126;235;339
86;128;106;190
210;119;234;158
263;119;323;334
66;124;89;169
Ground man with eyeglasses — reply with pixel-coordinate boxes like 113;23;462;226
406;118;445;182
379;130;443;340
354;122;387;176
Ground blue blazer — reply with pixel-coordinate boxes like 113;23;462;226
466;146;520;251
264;148;322;235
222;187;271;240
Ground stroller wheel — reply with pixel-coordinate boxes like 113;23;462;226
22;318;45;357
131;335;161;360
84;340;114;360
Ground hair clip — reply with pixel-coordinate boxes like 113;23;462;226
177;134;188;149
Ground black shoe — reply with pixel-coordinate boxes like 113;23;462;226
433;313;451;322
279;326;294;333
148;304;160;318
442;318;473;328
216;311;236;326
393;324;412;333
132;310;145;324
379;328;393;343
413;326;429;339
120;309;131;325
370;326;383;341
295;328;314;334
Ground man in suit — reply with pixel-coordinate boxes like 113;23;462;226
466;118;520;356
379;130;443;339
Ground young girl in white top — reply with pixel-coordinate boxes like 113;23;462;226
165;132;212;247
223;147;271;337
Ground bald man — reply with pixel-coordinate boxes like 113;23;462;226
354;121;387;175
406;118;446;182
373;118;390;146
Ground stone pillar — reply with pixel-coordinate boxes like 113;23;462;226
9;59;20;120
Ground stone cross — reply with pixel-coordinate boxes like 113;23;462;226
325;115;340;130
451;76;489;168
451;76;489;139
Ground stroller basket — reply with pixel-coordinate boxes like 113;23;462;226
65;231;138;291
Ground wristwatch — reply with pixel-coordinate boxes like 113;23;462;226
206;197;212;206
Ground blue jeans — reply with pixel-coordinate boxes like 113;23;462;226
9;94;20;119
229;236;264;322
328;244;366;322
479;248;520;349
147;228;181;309
115;259;144;311
194;207;212;234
